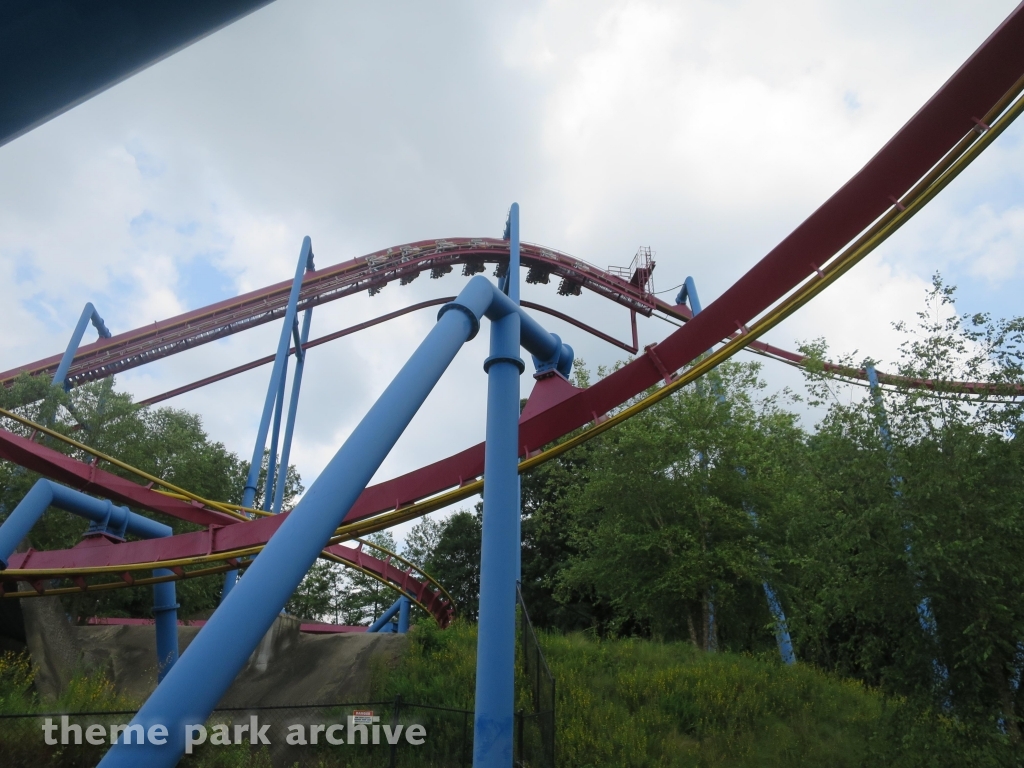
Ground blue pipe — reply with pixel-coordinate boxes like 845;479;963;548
221;568;238;602
865;364;897;463
262;363;288;511
367;597;404;632
241;237;313;510
52;302;112;391
151;572;179;681
762;582;796;665
0;480;170;564
100;276;520;767
742;500;796;665
273;307;314;513
515;478;522;585
437;279;571;374
507;204;520;305
682;280;721;652
474;202;522;768
508;205;524;588
675;276;702;315
225;238;314;599
0;480;178;678
397;596;411;633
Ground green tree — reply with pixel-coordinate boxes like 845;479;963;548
401;515;443;570
426;508;482;622
234;448;304;511
286;559;345;622
554;361;808;648
793;276;1024;747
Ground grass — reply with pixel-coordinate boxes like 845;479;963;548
372;621;1022;768
0;650;270;768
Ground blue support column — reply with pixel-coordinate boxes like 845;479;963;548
262;363;288;511
508;205;524;588
224;238;315;600
675;276;702;315
273;307;314;513
398;596;411;633
52;302;112;391
762;582;796;665
474;203;522;768
240;237;314;510
865;364;898;480
515;479;522;585
152;574;180;681
0;480;171;566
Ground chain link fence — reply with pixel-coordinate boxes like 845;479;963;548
517;585;556;768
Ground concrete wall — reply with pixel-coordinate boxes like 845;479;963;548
12;584;406;705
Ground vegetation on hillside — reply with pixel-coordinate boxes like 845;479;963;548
374;620;1022;768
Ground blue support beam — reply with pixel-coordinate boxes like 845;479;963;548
99;270;568;767
0;480;169;564
474;202;568;767
262;362;288;511
865;364;898;476
762;582;796;665
367;597;404;633
52;302;112;391
151;572;180;681
241;238;315;510
503;205;526;589
474;288;521;767
273;307;314;513
397;595;411;633
0;480;178;679
365;596;410;634
225;238;315;600
675;276;702;315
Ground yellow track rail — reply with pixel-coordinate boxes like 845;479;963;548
0;407;255;521
353;537;456;611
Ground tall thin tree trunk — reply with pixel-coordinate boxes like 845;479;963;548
701;592;719;652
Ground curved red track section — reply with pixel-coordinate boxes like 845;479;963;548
2;7;1024;582
323;542;454;628
0;241;655;388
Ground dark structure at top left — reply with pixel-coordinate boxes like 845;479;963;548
0;0;275;148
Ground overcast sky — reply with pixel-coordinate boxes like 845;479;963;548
1;0;1023;538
